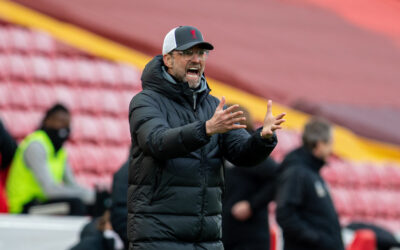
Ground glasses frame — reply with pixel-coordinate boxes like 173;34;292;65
171;49;209;60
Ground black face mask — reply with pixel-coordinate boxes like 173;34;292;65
42;127;70;152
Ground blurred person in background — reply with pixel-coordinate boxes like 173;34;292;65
6;104;94;215
69;210;124;250
222;106;279;250
110;159;128;249
0;118;18;171
128;25;285;249
275;117;344;250
70;158;129;250
0;119;18;212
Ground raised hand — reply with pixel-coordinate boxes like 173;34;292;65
260;100;286;139
205;97;247;136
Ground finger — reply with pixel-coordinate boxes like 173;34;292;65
271;125;282;131
231;117;246;124
275;113;286;120
229;124;247;130
216;96;226;111
275;119;286;125
224;104;240;114
228;111;244;119
266;100;272;116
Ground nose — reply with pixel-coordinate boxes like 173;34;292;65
190;53;201;62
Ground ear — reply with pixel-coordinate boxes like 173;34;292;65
163;54;173;68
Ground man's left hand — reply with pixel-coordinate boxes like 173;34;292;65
261;100;286;139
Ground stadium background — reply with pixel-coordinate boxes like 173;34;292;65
0;0;400;249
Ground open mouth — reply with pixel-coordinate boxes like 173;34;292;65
186;68;200;79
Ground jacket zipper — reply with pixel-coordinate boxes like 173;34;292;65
194;106;207;241
193;92;197;111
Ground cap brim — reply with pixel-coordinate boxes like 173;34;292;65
175;41;214;51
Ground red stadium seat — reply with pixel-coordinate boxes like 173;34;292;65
101;117;124;145
75;58;99;85
347;229;376;250
71;115;103;144
101;89;123;116
0;27;10;53
31;83;57;109
0;81;10;108
96;60;120;88
77;88;102;115
8;54;32;81
382;164;400;189
65;144;84;174
1;109;42;139
31;30;56;55
330;187;354;217
8;81;34;109
102;145;128;174
53;57;78;84
119;119;131;145
30;55;54;82
9;27;32;53
53;85;79;112
0;53;9;80
118;63;141;90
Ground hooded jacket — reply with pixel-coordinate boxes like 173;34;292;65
128;55;277;250
275;147;344;250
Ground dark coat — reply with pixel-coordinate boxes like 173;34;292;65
110;160;128;249
0;119;17;170
222;158;278;250
128;55;277;250
275;147;344;250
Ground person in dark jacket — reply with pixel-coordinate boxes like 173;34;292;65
110;160;128;249
222;106;279;250
128;26;286;250
275;117;344;250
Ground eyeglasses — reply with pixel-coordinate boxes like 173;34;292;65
173;49;209;60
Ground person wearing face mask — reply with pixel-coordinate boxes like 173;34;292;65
6;104;94;215
275;117;344;250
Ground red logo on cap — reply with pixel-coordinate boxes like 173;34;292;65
191;30;197;39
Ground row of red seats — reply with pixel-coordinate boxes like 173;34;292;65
67;143;128;176
322;160;400;189
0;26;55;55
1;108;131;146
331;187;400;219
0;53;141;88
0;82;137;117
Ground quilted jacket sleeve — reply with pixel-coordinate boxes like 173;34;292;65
129;92;210;160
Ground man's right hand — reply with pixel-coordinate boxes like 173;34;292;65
205;97;247;136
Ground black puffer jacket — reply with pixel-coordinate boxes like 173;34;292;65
275;147;344;250
128;55;277;250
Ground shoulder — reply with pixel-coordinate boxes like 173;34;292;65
129;90;163;112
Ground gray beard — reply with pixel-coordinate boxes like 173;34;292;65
188;80;201;89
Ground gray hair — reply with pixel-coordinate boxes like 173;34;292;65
302;117;332;150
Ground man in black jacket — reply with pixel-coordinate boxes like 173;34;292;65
222;107;279;250
275;117;344;250
128;26;286;250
